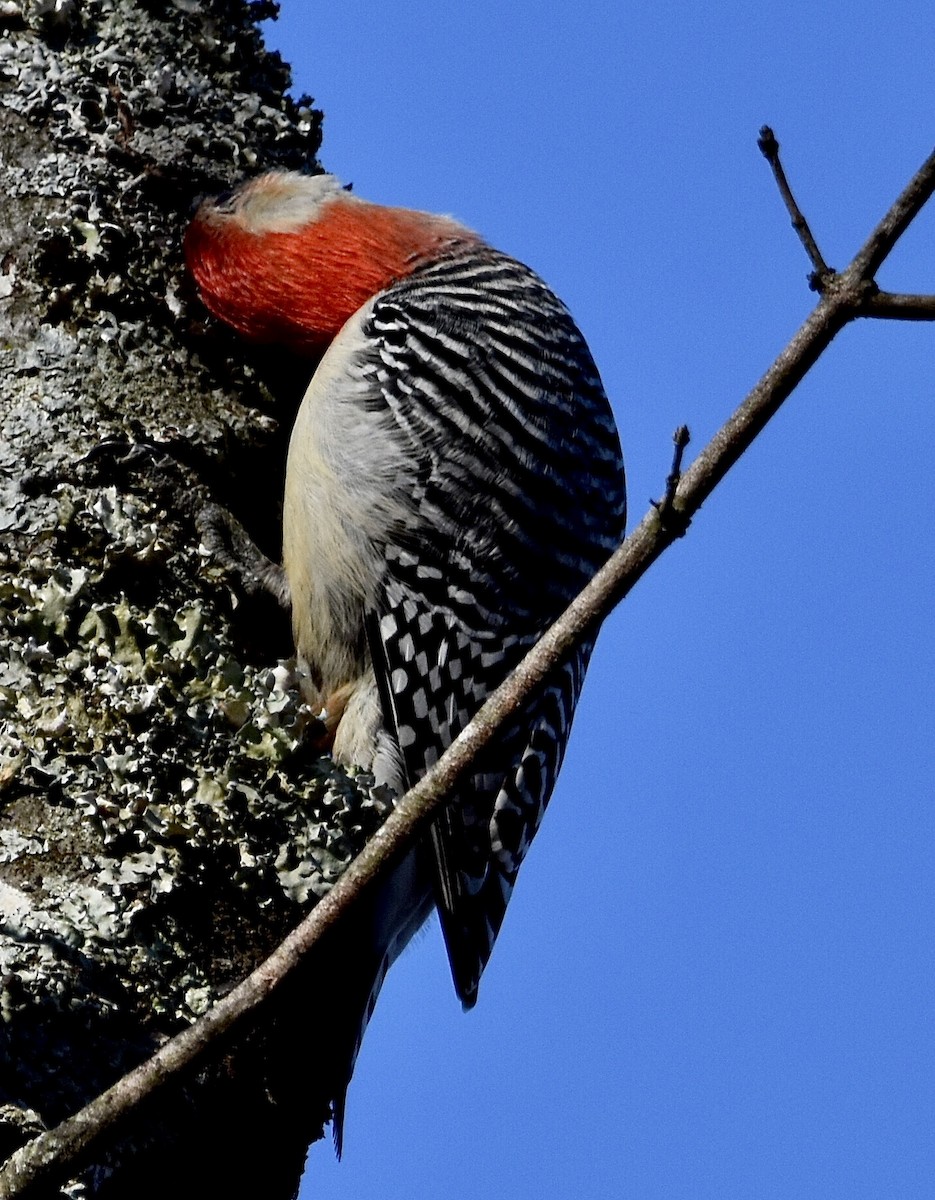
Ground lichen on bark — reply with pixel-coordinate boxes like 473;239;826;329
0;2;371;1195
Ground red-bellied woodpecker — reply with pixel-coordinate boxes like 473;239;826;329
185;171;626;1145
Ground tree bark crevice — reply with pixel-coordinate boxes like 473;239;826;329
0;3;372;1196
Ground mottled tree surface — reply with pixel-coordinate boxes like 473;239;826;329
0;2;379;1195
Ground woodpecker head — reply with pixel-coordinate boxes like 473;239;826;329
185;171;479;354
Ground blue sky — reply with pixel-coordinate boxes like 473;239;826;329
262;4;934;1197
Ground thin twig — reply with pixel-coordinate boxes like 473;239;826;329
652;426;691;532
860;290;935;320
3;139;935;1200
758;125;832;283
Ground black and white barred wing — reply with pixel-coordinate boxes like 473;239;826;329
364;246;626;1005
372;577;597;1005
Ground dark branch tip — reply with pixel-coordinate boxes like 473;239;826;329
651;425;692;536
757;126;779;161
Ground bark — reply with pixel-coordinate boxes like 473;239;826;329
0;2;375;1195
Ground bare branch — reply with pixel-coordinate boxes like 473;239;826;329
758;125;832;283
3;137;935;1200
860;290;935;320
849;145;935;279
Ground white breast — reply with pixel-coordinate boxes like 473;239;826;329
282;300;416;703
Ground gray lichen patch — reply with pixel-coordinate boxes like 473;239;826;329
0;484;394;1030
0;0;322;546
0;4;379;1175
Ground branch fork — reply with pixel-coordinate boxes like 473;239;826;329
759;125;935;318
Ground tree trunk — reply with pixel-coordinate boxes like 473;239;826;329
0;2;370;1194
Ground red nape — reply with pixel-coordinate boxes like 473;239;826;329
185;195;477;355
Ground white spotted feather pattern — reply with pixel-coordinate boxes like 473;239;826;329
358;245;626;1004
